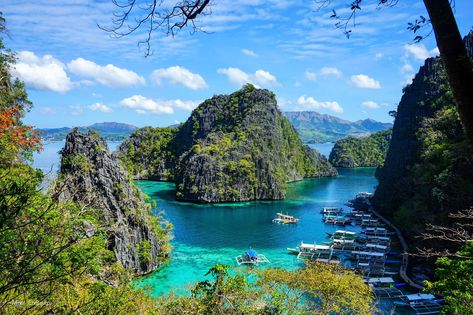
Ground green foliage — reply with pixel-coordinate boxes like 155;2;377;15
155;263;374;314
425;242;473;315
118;126;177;180
62;153;93;172
329;129;392;167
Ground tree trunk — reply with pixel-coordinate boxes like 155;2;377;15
423;0;473;150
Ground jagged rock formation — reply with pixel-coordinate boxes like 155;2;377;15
373;32;473;239
58;129;170;275
329;129;391;168
119;85;337;203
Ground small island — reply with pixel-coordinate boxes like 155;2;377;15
328;129;392;168
119;84;337;203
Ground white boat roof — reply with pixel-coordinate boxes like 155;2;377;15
366;227;386;232
352;251;385;257
275;213;295;219
300;242;331;250
405;293;436;301
366;236;390;241
366;244;388;250
335;230;356;235
366;277;394;284
333;239;355;243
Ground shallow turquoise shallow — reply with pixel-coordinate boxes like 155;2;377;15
135;168;377;296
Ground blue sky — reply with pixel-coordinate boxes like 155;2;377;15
3;0;473;128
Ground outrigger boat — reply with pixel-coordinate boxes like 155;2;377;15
287;241;331;255
323;215;352;225
393;293;443;315
235;249;270;266
297;250;341;264
326;230;358;240
362;227;394;236
272;212;299;224
320;207;344;215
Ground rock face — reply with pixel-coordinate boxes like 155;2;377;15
58;129;169;275
119;85;337;203
329;129;391;168
372;32;473;239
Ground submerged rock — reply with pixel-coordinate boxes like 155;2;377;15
58;129;169;275
119;85;337;203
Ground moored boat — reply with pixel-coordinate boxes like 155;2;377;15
235;249;270;266
272;212;299;224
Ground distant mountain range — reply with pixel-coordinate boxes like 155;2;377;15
38;122;138;141
283;111;392;143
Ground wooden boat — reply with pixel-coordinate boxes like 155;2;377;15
362;235;391;245
272;212;299;224
393;293;443;314
350;250;386;261
326;230;358;240
287;241;331;255
323;215;352;225
235;249;270;266
364;277;395;288
362;227;395;236
298;250;341;264
363;243;390;253
320;207;344;215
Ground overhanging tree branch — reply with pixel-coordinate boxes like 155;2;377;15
100;0;212;56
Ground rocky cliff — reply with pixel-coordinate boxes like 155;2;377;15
329;129;391;168
119;85;337;203
373;32;473;239
58;129;170;274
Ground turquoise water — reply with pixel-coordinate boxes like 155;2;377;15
136;168;378;296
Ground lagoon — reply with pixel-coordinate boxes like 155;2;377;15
32;142;378;297
136;167;377;296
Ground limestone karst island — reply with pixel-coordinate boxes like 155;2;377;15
1;1;472;314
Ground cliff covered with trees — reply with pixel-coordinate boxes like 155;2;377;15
328;129;391;168
59;129;172;274
373;32;473;241
119;85;337;203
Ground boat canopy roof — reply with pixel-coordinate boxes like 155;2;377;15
352;251;385;257
335;230;356;235
366;277;394;284
300;242;331;250
366;235;390;241
246;249;257;258
405;293;436;301
366;244;388;250
275;213;295;219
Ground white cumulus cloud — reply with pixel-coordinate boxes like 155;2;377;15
88;102;112;113
361;101;380;109
351;74;381;89
241;49;257;57
217;67;278;88
68;58;145;87
404;44;439;61
11;51;73;93
297;95;343;114
121;95;201;114
305;71;317;81
400;63;414;75
151;66;208;90
320;67;342;77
